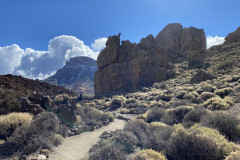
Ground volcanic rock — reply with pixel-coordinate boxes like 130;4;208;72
95;23;206;96
190;70;216;84
225;27;240;44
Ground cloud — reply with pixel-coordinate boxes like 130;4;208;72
206;36;225;49
91;37;107;51
0;44;25;74
0;35;106;80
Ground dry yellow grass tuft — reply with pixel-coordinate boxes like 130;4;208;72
0;112;33;137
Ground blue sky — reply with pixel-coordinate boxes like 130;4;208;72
1;0;240;49
0;0;240;79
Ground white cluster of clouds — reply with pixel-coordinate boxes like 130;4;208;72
0;35;225;80
206;36;225;49
0;36;107;80
91;37;108;51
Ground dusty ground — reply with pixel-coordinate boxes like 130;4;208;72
48;119;126;160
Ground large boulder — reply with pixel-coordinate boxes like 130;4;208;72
190;70;216;84
95;23;206;96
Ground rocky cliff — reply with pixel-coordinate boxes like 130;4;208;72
45;56;97;94
95;23;206;96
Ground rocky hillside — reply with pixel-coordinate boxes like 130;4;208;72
0;74;75;97
95;23;206;96
45;56;97;94
79;26;240;160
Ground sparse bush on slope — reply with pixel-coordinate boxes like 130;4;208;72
77;105;114;130
0;112;33;140
88;145;126;160
166;126;240;160
132;149;166;160
203;96;233;110
111;130;138;153
110;98;123;110
0;88;22;115
1;112;60;156
146;107;165;123
225;151;240;160
182;106;207;127
163;106;194;125
201;111;240;141
124;120;174;151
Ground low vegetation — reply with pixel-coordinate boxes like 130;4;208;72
0;112;33;140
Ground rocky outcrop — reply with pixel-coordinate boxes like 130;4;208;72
190;70;216;84
0;74;75;98
45;56;97;94
225;27;240;44
155;23;206;60
95;23;206;96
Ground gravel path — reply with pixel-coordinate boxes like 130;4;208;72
48;119;126;160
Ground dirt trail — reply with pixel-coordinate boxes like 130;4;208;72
48;119;126;160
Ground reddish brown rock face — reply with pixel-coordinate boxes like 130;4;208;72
95;23;206;96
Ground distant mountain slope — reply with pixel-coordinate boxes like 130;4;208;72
44;56;97;94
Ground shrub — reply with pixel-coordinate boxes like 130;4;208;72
120;108;130;114
182;106;207;127
89;145;126;160
2;112;60;156
225;151;240;160
0;112;33;139
150;122;167;128
200;92;216;101
201;111;240;141
166;127;220;160
0;88;22;115
124;119;174;151
156;94;171;102
132;149;166;160
176;90;187;99
234;85;240;93
53;134;64;146
146;107;165;123
77;106;114;129
124;120;149;147
167;126;239;160
163;106;194;125
153;82;168;89
194;127;240;157
125;102;148;114
125;98;137;104
215;88;234;98
216;59;235;70
203;97;232;110
188;59;210;69
0;139;5;144
110;98;123;110
111;130;137;153
53;94;70;102
183;91;199;100
57;123;69;138
147;124;175;151
197;82;217;93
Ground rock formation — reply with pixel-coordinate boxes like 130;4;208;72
190;70;216;84
225;27;240;44
95;23;206;96
44;56;98;94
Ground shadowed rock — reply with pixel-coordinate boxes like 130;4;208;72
190;70;216;84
